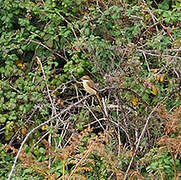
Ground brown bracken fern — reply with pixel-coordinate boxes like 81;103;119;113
157;105;181;180
5;126;125;179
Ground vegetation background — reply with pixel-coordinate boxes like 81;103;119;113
0;0;181;179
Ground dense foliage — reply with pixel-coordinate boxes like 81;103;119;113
0;0;181;179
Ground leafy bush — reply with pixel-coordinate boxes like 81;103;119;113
0;0;181;179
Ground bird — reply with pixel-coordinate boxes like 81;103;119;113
80;75;108;117
80;75;98;95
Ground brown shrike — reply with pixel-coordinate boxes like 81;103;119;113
81;75;108;118
80;75;98;95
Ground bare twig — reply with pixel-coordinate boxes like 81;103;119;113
9;105;41;146
31;131;49;150
37;56;57;168
7;95;91;180
123;102;162;180
36;57;56;114
9;84;21;94
58;122;70;148
57;12;78;40
142;51;150;72
142;0;174;41
29;40;68;61
107;46;181;55
85;103;105;131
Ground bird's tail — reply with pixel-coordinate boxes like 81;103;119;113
95;93;108;118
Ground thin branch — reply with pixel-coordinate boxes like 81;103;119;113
57;12;78;40
123;102;163;180
107;46;181;54
36;56;56;115
85;103;105;131
142;51;150;72
7;95;91;180
9;84;21;94
36;56;57;168
9;105;41;146
29;40;68;61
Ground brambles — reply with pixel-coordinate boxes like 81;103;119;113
0;0;181;179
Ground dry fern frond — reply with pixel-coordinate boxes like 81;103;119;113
68;173;87;180
2;144;55;178
156;105;181;153
63;128;124;179
3;144;18;155
158;135;181;154
73;166;93;173
157;105;181;135
69;157;95;166
128;170;145;180
156;105;181;179
19;150;51;177
43;126;93;161
6;126;123;179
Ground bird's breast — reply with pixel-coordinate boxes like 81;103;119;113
83;81;97;95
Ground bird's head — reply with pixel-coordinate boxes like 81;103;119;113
80;75;91;81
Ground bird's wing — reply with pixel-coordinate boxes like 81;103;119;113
87;80;98;91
